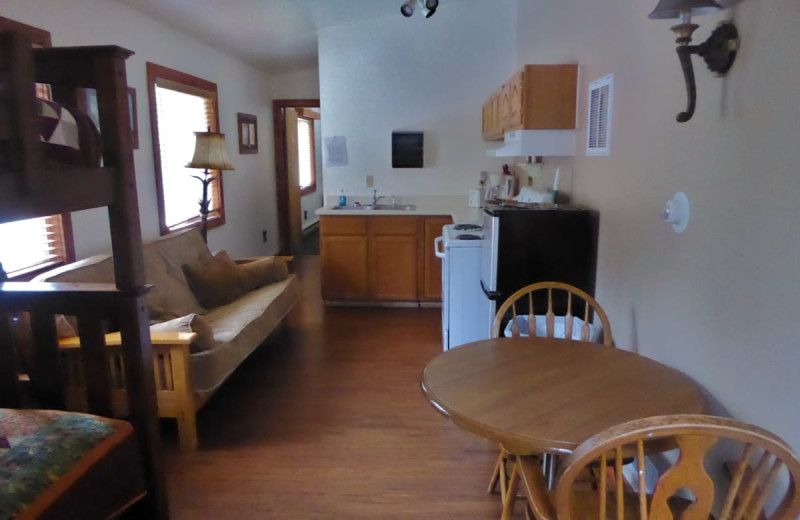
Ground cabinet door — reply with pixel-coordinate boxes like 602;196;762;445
321;235;368;300
498;82;511;134
421;216;452;301
369;235;418;301
483;92;503;141
521;64;578;129
506;70;524;131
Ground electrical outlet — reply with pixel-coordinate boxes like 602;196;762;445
366;175;374;188
262;230;267;243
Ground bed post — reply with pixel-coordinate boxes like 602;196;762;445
93;48;170;520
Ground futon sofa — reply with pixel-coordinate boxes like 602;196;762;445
34;230;302;450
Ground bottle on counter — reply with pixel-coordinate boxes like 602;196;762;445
338;189;347;207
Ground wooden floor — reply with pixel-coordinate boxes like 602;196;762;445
162;256;521;519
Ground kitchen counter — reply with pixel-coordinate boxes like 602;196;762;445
315;195;483;224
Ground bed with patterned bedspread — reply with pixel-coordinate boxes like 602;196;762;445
36;98;102;169
0;409;145;520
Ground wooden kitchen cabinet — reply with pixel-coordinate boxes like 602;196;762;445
321;235;368;300
481;64;577;140
368;216;418;301
482;92;503;141
320;216;368;300
320;214;450;303
369;235;418;300
421;216;452;301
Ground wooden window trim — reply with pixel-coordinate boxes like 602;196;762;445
298;116;317;196
146;62;225;236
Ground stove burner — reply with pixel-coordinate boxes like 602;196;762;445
455;234;482;240
454;223;482;231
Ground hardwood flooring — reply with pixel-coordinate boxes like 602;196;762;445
162;256;520;519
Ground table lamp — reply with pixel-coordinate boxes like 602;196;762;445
186;128;234;242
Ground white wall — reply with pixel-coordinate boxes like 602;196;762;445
1;0;310;258
515;0;800;451
317;0;518;200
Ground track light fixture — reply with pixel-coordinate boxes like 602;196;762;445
400;0;439;18
400;0;415;17
649;0;739;122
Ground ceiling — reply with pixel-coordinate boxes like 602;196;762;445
115;0;421;73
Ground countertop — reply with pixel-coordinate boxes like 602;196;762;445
315;195;483;224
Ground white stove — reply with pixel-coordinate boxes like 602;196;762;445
435;223;492;350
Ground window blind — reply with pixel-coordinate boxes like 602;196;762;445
298;117;316;190
0;215;67;277
154;84;221;229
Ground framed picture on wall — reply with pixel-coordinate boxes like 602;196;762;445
237;112;258;154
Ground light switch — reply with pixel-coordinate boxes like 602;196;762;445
366;175;374;188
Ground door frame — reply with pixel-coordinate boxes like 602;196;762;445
272;98;320;254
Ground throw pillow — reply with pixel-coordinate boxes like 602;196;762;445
236;257;289;293
150;313;215;353
182;251;244;309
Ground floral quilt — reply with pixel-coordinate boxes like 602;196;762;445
0;409;117;520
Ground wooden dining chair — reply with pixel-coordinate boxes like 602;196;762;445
488;281;615;512
516;414;800;520
490;281;613;346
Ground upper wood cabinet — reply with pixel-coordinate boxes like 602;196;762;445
481;64;578;141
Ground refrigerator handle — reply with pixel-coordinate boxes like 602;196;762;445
480;280;502;300
434;236;445;259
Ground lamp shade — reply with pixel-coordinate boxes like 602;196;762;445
648;0;723;19
186;131;234;170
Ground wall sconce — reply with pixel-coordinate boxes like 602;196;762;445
649;0;739;122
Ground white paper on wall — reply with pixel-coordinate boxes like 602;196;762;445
324;136;348;167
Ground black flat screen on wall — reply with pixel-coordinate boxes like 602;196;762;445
392;131;423;168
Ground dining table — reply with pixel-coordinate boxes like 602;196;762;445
421;336;708;486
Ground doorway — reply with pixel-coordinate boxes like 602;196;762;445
272;99;321;255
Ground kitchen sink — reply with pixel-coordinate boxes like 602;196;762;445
373;204;417;211
330;204;417;211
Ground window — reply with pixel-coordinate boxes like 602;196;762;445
0;216;73;279
147;63;225;235
298;117;317;195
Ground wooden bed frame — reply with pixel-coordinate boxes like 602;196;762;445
0;21;169;520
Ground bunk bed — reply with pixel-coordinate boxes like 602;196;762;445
0;21;169;520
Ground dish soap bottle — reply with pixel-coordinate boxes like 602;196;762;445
338;189;347;207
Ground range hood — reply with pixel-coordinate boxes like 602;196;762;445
486;129;576;157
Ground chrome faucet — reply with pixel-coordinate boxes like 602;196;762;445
372;189;385;206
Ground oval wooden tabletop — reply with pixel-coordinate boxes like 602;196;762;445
421;337;708;455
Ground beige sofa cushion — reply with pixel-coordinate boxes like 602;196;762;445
33;230;209;321
149;313;214;353
189;274;302;394
142;231;210;320
182;251;243;309
236;257;289;293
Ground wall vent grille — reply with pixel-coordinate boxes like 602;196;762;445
587;74;613;156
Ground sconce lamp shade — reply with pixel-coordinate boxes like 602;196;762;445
648;0;722;19
187;131;234;171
